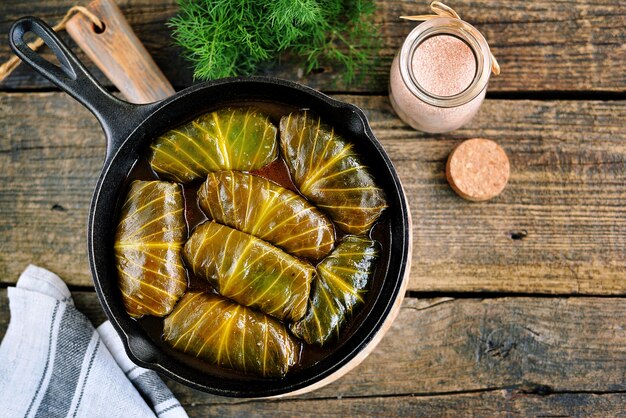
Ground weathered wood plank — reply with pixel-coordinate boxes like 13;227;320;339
1;291;624;406
0;93;103;284
0;0;624;92
182;392;626;417
355;95;626;294
1;92;624;293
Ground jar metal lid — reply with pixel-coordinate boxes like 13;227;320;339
399;17;493;108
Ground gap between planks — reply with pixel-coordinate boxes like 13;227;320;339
1;87;626;102
171;388;626;408
2;282;624;299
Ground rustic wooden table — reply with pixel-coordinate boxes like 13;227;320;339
1;0;625;416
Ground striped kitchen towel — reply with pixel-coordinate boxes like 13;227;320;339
0;265;189;418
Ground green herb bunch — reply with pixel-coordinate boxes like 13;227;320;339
168;0;380;84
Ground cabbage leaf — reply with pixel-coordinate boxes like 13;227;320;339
150;107;278;182
290;236;378;346
183;221;314;321
164;291;299;378
279;111;387;235
114;180;187;318
198;170;335;260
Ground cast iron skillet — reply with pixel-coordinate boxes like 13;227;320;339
9;17;411;397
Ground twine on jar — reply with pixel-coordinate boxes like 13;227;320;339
401;1;500;76
0;6;104;83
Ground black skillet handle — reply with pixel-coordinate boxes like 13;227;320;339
8;17;157;163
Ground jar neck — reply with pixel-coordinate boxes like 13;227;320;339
399;17;492;108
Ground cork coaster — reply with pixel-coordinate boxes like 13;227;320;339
446;138;510;202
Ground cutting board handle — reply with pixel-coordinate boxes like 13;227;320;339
65;0;175;103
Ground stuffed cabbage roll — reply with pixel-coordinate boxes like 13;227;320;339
280;111;387;235
150;107;278;182
198;171;335;260
290;236;378;346
183;222;314;322
114;181;187;318
164;291;299;378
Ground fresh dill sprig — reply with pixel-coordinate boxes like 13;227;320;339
168;0;380;84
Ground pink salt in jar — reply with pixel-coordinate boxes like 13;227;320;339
389;17;495;133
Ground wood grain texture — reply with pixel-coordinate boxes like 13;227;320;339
0;0;624;92
1;93;624;293
65;0;175;103
181;392;626;417
351;95;626;294
1;291;624;408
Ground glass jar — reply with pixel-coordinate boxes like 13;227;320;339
389;17;494;133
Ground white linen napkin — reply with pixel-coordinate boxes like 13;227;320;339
0;265;189;418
